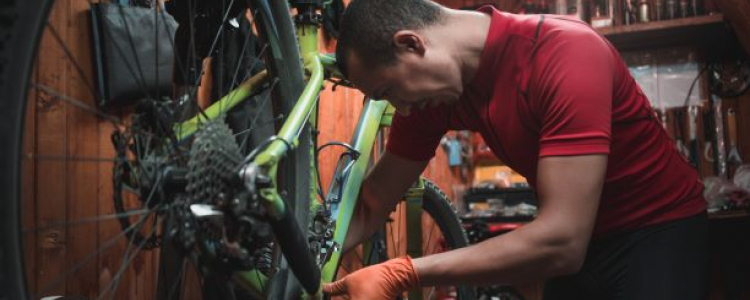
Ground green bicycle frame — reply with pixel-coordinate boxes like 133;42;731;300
171;12;426;298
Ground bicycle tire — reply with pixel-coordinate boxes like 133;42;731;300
344;180;477;300
414;180;476;300
0;0;311;299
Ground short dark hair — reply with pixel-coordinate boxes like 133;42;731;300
335;0;444;78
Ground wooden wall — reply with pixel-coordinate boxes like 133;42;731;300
23;0;162;299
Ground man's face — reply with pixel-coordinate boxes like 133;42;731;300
345;34;464;116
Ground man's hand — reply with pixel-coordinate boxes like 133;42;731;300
322;256;420;299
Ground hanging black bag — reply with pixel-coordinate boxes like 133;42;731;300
90;3;178;107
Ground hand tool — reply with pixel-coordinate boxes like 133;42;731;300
688;106;700;168
711;94;729;178
726;108;743;166
673;108;690;159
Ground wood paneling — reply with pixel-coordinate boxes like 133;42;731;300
66;0;100;297
23;0;163;298
35;0;70;296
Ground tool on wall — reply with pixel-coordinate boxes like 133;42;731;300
711;94;729;178
726;108;744;166
703;105;718;174
688;106;700;169
673;108;690;159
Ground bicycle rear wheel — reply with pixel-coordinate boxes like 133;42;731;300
0;0;310;299
339;180;477;300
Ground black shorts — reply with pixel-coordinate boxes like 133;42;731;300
543;213;709;300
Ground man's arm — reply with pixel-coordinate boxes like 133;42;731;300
414;154;607;285
343;151;429;252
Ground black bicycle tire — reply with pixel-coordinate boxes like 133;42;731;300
0;0;311;299
0;2;55;300
420;180;477;300
245;0;315;298
364;180;477;300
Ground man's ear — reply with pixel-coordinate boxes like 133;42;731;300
393;30;426;56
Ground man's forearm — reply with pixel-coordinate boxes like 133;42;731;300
342;184;394;252
340;152;429;253
412;220;581;286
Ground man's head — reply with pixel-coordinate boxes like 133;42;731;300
336;0;467;116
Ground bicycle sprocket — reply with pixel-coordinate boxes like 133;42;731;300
185;120;244;204
177;119;274;273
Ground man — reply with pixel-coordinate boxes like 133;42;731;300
322;0;709;299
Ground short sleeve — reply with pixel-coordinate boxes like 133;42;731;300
386;105;451;161
530;27;614;157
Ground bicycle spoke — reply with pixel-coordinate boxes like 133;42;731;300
35;205;161;298
424;220;437;255
96;173;163;300
238;79;279;151
353;247;364;268
101;180;163;300
180;0;238;112
32;83;122;125
44;23;98;101
98;216;160;300
429;228;443;257
192;0;236;89
340;259;352;276
220;11;265;115
233;113;283;138
22;208;154;234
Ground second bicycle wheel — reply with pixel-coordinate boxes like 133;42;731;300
337;180;477;300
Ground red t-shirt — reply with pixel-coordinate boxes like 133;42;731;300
386;6;705;237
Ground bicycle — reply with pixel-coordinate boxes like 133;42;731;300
0;1;476;299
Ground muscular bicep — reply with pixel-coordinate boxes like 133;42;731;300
533;154;607;266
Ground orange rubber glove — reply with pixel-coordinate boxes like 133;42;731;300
323;256;420;299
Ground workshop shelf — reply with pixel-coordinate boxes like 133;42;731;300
597;13;732;51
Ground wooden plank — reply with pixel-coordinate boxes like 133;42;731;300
34;0;70;297
65;0;101;297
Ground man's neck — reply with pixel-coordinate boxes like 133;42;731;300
441;9;492;86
